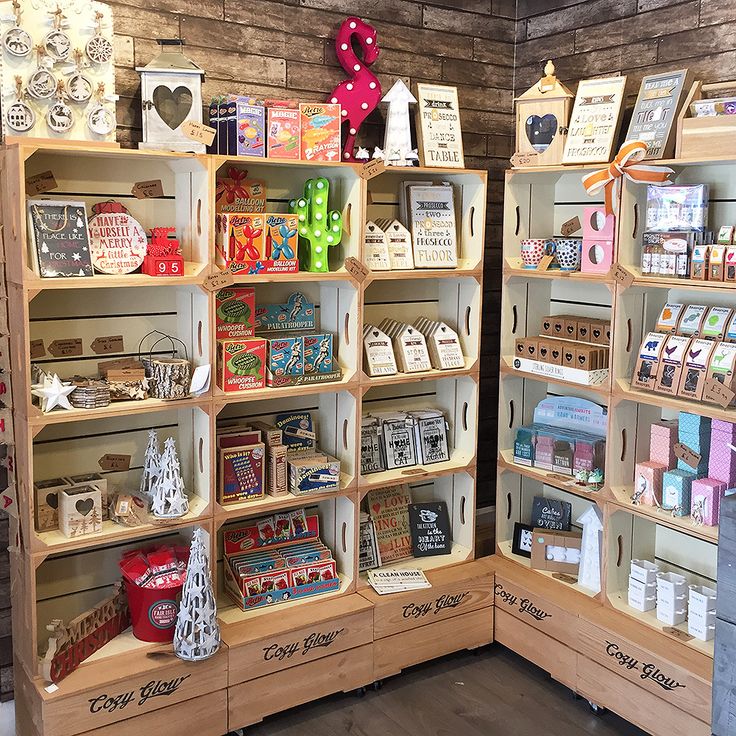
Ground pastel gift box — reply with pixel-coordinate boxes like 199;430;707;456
662;469;696;516
533;432;555;470
708;421;736;485
634;461;667;506
630;559;659;585
649;420;678;467
628;576;657;612
581;207;615;274
679;411;711;437
691;477;727;525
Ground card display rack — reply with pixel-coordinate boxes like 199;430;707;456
497;160;724;735
1;142;487;735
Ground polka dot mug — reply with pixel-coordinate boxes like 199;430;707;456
520;238;555;269
554;238;582;271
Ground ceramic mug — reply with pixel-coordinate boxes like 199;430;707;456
554;238;582;271
520;238;554;269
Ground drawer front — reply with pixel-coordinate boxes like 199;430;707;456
373;606;493;680
576;656;710;736
371;567;494;639
577;618;711;723
229;644;373;729
494;575;579;646
42;651;228;736
228;606;373;685
79;690;228;736
494;608;576;689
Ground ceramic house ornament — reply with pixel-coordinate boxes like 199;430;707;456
514;60;574;166
137;39;205;153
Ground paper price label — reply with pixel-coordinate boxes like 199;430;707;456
674;442;701;470
48;338;82;357
181;120;216;146
25;170;57;196
98;453;131;472
401;468;426;476
537;254;555;272
703;377;735;409
203;268;235;292
90;335;124;355
663;626;694;642
552;573;578;585
560;216;581;236
510;152;539;167
131;179;164;199
29;339;45;359
609;264;635;290
359;159;386;180
344;256;369;283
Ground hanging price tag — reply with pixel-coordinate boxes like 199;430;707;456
537;254;555;271
608;264;635;290
98;453;131;472
131;179;164;199
30;339;46;359
181;120;216;146
359;159;386;180
25;170;57;196
344;256;369;282
47;338;83;357
674;442;701;470
203;268;235;293
510;152;539;167
560;216;581;236
90;335;124;355
703;378;735;409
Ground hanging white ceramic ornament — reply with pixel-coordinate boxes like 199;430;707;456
4;75;35;133
86;81;114;135
43;7;71;62
27;45;57;100
84;11;112;65
46;81;73;132
381;79;417;167
2;0;31;58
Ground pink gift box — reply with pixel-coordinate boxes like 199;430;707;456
635;461;667;506
650;420;678;468
708;436;736;486
691;478;727;526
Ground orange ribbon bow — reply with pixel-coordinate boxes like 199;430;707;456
582;141;674;216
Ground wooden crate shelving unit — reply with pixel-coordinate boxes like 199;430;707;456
496;159;726;735
1;142;489;735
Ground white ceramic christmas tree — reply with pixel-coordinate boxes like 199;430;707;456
150;436;189;518
174;528;220;661
139;429;161;500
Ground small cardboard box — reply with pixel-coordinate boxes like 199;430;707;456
288;453;341;495
267;106;300;159
537;339;555;364
216;287;256;339
702;306;734;340
634;461;667;506
678;338;717;400
264;214;299;265
691;478;727;526
650;420;678;467
551;316;566;337
589;319;609;345
267;443;288;497
655;303;685;334
654;334;691;396
575;345;599;371
266;335;304;381
632;332;667;391
562;344;575;368
303;333;335;374
34;477;70;532
725;246;736;282
219;444;266;504
678;304;708;337
299;103;341;162
563;318;579;341
707;341;736;405
522;337;538;361
548;341;564;365
530;529;582;574
215;212;266;269
540;316;555;336
662;469;696;516
217;338;267;392
690;244;710;280
710;245;726;281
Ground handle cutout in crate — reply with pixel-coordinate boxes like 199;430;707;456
512;304;518;334
343;418;349;451
462;402;468;432
197;321;203;358
470;206;476;240
199;437;204;474
626;318;632;353
620;427;627;463
617;535;623;567
197;198;202;238
342;521;347;554
344;311;350;346
506;492;512;521
465;306;472;338
460;495;466;526
632;201;639;240
508;399;514;430
514;205;520;237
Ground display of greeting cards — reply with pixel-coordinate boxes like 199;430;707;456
27;201;93;278
409;185;458;268
299;103;341;161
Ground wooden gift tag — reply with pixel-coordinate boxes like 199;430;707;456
131;179;164;199
181;120;216;146
363;325;398;376
609;264;635;290
363;221;391;271
98;453;131;471
393;325;432;373
47;338;83;357
25;171;57;196
703;377;736;408
510;152;539;168
90;335;124;355
560;216;581;236
30;339;45;359
203;267;235;293
674;442;701;470
359;159;386;180
345;256;369;283
375;218;414;270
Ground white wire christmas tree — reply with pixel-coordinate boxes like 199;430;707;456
139;429;161;500
150;436;189;519
174;528;220;661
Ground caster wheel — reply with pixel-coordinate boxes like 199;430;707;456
588;701;607;716
355;686;367;698
373;680;384;691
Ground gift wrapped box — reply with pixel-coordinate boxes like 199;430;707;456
662;468;697;516
691;477;728;526
678;411;711;438
709;420;736;486
650;420;678;468
635;461;667;506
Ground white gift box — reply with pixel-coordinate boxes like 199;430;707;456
656;602;687;626
688;607;716;641
628;575;657;612
656;571;688;608
688;584;717;617
630;559;659;585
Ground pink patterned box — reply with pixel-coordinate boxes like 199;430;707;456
635;461;667;506
709;420;736;486
691;478;727;526
650;420;678;468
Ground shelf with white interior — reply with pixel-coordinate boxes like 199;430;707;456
365;167;487;274
2;145;209;291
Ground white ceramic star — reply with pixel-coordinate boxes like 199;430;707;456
355;146;370;160
31;373;75;412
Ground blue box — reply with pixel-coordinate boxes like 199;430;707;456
678;412;711;437
266;335;304;378
256;292;315;332
303;333;334;374
662;469;697;516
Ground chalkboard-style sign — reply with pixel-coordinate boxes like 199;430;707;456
409;501;451;557
531;496;572;531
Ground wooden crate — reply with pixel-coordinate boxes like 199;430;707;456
676;82;736;161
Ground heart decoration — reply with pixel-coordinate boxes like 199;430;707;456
540;347;548;358
543;320;551;331
76;498;94;516
152;85;194;130
567;325;575;335
368;224;375;232
46;492;59;509
578;355;586;365
372;502;381;514
527;345;535;355
552;349;560;360
525;114;558;153
579;327;588;338
516;343;524;354
593;328;602;339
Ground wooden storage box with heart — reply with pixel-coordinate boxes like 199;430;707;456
58;485;102;538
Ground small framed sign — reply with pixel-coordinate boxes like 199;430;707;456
562;76;627;164
415;83;465;168
530;495;572;531
512;522;534;558
409;501;451;556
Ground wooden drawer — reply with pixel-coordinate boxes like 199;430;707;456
362;559;494;640
494;607;576;689
577;617;711;723
576;656;710;736
228;643;373;729
225;595;373;685
373;606;493;680
494;574;580;647
18;647;228;736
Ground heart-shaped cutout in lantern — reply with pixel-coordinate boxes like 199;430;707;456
46;493;59;509
76;498;94;516
525;114;558;153
152;85;193;130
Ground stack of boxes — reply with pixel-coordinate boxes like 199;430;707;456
656;571;688;626
628;559;659;612
688;585;717;641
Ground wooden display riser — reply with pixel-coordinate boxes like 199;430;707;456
359;559;495;680
489;556;712;736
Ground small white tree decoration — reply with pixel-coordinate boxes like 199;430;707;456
139;429;161;500
174;528;220;661
150;436;189;518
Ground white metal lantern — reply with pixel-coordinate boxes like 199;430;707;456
136;39;205;153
